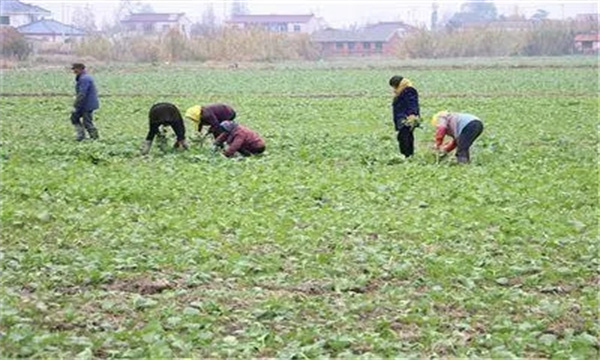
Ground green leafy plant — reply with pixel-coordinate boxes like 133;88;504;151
0;57;598;359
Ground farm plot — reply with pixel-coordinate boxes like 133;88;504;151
0;58;598;358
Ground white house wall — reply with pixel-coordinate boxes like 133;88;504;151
6;14;39;27
304;18;321;34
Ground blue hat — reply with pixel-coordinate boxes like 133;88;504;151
220;120;238;132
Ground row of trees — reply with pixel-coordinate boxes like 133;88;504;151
70;0;250;36
398;21;586;58
1;21;590;62
70;21;591;63
72;28;319;63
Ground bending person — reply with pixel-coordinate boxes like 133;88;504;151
141;102;188;155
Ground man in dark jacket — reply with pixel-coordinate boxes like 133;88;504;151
71;63;100;141
389;75;420;158
141;103;188;155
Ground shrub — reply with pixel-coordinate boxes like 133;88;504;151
0;27;32;60
398;22;581;58
73;35;113;60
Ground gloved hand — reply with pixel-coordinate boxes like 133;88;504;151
71;107;78;114
140;140;152;155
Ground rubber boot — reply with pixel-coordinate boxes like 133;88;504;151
88;127;99;140
74;124;86;141
457;154;470;164
140;140;152;155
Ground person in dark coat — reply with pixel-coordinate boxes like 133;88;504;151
184;104;236;138
70;63;99;141
213;120;265;158
389;75;420;158
141;103;188;155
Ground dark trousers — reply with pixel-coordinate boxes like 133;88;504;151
456;120;483;163
396;127;414;158
239;146;265;157
71;110;98;139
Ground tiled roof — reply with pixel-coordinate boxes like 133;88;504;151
312;22;412;42
0;0;51;15
121;13;185;23
17;19;85;36
228;14;315;24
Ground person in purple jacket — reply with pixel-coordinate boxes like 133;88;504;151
184;103;237;139
70;63;99;141
389;75;420;158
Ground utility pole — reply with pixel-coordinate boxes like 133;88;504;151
431;2;438;30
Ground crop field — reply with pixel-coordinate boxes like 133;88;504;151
0;57;598;358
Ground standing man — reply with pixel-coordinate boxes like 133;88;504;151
389;75;420;158
71;63;99;141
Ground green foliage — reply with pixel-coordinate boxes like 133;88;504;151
0;58;598;358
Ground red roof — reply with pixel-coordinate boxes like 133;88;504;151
228;14;315;24
574;33;600;42
121;13;184;23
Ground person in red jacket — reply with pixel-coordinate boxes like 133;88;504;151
431;111;484;164
213;120;265;157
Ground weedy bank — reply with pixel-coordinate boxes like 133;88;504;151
0;57;598;358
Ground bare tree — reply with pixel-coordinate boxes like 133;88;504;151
191;4;219;36
447;0;498;29
71;4;96;32
202;3;217;28
231;0;249;16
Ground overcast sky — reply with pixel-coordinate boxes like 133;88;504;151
33;0;599;29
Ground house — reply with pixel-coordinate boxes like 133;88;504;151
120;13;192;37
311;22;413;57
227;14;323;34
574;33;600;54
0;0;51;28
17;19;85;42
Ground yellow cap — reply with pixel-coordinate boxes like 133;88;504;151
184;105;202;123
431;111;449;127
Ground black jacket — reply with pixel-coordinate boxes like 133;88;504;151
392;87;420;131
146;103;186;142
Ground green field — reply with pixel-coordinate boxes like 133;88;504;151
1;57;598;359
